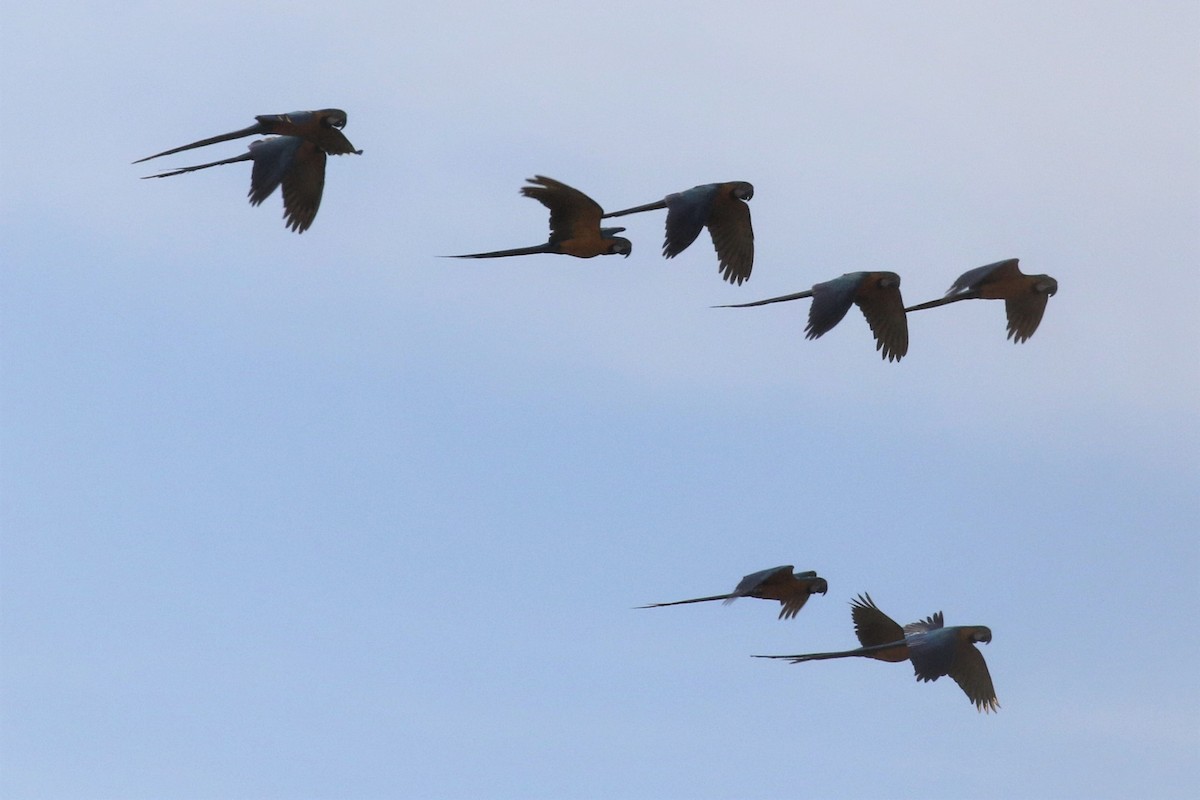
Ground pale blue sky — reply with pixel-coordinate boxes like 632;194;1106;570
2;2;1198;798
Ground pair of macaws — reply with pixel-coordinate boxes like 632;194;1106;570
641;565;999;713
134;109;362;233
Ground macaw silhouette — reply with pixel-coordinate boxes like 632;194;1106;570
755;593;999;712
638;565;827;620
448;176;631;259
141;136;335;233
715;271;908;361
905;258;1057;343
603;182;754;284
133;109;361;163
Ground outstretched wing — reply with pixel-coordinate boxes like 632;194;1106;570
521;176;603;245
662;184;718;258
805;273;860;339
950;258;1019;294
854;272;909;361
704;184;754;284
246;137;302;206
947;640;1000;713
731;565;794;596
903;610;944;635
851;594;905;648
1004;291;1050;343
278;140;327;233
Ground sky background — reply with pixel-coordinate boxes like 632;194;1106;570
2;2;1197;798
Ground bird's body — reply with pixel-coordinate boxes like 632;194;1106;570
755;593;999;712
716;271;908;361
604;181;754;284
133;109;361;163
639;565;827;620
449;176;631;259
905;258;1057;342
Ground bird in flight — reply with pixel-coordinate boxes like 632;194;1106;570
755;593;999;712
715;271;909;361
133;109;361;163
448;176;631;259
638;565;827;620
135;109;362;233
603;182;754;284
905;258;1058;343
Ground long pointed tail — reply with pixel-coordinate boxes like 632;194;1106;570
602;199;668;219
753;640;905;663
133;123;265;164
636;593;734;609
443;243;556;259
140;150;255;179
713;290;814;309
904;294;969;313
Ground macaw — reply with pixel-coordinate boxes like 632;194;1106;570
755;593;999;712
448;176;631;259
716;271;909;361
603;182;754;284
905;258;1057;343
639;565;827;620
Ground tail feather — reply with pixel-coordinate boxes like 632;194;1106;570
904;294;970;313
133;123;265;164
636;593;734;609
140;150;255;179
753;640;908;663
602;199;668;219
444;244;555;258
713;289;814;309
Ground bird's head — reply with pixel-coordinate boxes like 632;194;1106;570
876;271;902;289
1035;276;1058;297
971;626;993;644
732;182;754;202
608;237;633;257
809;577;829;595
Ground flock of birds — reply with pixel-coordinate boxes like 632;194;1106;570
135;108;1059;363
639;565;998;712
133;108;1058;712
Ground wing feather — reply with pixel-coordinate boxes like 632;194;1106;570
279;141;326;233
704;189;754;284
855;273;909;361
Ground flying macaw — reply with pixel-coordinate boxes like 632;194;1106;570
639;565;827;620
755;593;999;712
603;182;754;284
905;258;1057;343
716;271;909;361
448;176;631;259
